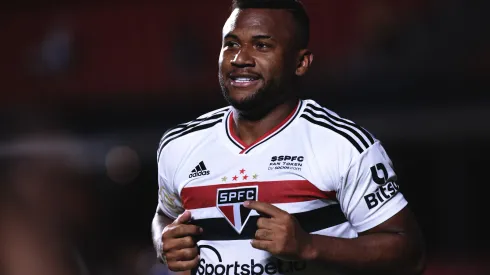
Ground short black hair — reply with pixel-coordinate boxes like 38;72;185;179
231;0;310;48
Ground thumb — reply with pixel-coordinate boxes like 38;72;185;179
174;210;192;224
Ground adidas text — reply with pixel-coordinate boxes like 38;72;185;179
189;170;210;178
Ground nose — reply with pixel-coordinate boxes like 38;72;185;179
231;49;255;68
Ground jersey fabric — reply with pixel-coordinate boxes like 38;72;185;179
157;99;407;275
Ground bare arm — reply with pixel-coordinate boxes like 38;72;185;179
306;207;426;275
151;207;174;261
152;207;199;275
248;201;425;275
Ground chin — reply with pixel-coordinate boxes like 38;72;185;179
223;88;261;111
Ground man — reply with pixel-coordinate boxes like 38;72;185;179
152;0;426;274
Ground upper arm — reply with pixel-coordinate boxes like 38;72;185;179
157;174;184;219
358;206;420;236
155;205;176;226
338;141;407;233
156;136;185;219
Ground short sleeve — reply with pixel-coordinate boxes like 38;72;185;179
339;141;407;232
157;150;184;219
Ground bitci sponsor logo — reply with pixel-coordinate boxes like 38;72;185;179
364;163;400;209
196;245;307;275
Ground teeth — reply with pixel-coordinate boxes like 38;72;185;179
235;77;254;82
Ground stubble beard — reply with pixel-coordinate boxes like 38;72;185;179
219;74;286;120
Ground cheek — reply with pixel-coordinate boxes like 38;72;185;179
257;56;282;78
218;50;230;71
218;50;224;67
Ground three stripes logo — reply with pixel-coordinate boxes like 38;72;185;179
216;186;258;234
189;161;210;178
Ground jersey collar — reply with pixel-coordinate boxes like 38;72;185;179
225;100;303;154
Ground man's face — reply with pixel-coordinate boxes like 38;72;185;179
219;8;299;111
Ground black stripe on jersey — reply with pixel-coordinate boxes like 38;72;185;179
306;103;375;145
225;111;245;150
303;108;371;149
192;204;347;241
301;114;365;153
157;115;225;161
159;109;228;148
243;100;303;154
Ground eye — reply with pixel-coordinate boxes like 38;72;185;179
224;41;239;48
255;42;271;50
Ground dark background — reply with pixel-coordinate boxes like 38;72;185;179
0;0;489;274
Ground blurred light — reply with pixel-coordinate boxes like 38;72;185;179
105;146;141;184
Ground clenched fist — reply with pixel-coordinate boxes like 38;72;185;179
244;201;315;261
161;211;203;272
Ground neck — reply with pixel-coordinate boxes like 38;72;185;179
231;97;299;146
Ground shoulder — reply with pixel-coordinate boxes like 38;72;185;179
157;106;230;162
299;99;377;155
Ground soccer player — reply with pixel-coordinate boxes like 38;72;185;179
152;0;426;274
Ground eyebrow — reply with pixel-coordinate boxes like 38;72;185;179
224;33;273;40
252;35;272;40
224;33;239;40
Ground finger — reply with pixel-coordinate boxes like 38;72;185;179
162;236;195;252
255;229;274;241
250;239;273;252
174;211;192;224
256;217;276;229
165;247;199;262
164;224;202;239
244;201;286;218
167;256;200;272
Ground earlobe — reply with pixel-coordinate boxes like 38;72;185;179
295;50;313;76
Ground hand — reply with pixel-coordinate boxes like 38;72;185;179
161;211;202;271
244;201;316;261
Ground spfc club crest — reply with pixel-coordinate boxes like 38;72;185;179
216;186;258;234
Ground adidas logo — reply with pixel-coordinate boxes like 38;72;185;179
189;161;210;178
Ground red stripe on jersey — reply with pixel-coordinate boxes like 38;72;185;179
181;180;337;210
228;101;300;154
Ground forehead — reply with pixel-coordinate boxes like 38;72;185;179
223;8;295;40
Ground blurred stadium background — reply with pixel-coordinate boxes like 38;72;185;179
0;0;489;274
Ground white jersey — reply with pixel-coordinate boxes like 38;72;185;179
157;99;407;275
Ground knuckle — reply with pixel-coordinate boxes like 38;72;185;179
167;263;176;271
174;225;185;235
163;225;177;238
192;225;201;234
258;218;268;228
167;260;180;271
162;243;171;252
181;225;194;235
190;256;200;267
183;249;195;259
183;236;194;246
163;251;175;261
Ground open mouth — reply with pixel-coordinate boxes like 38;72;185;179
229;74;261;88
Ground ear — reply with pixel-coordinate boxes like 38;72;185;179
295;49;313;76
